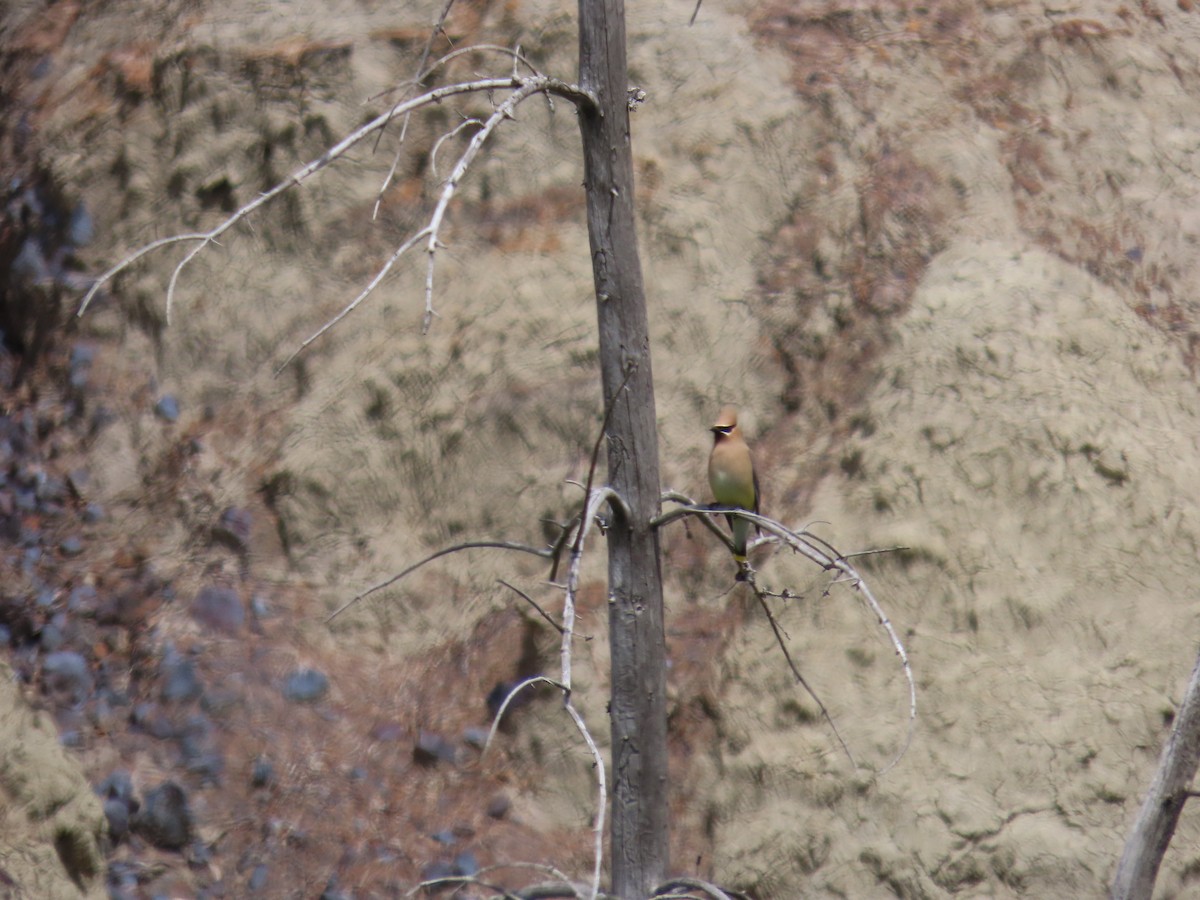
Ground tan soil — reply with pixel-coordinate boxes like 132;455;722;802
4;0;1200;896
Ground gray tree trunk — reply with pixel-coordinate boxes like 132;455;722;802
576;0;670;894
1112;647;1200;899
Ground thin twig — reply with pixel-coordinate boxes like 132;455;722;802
420;78;544;333
840;545;909;561
564;697;606;900
427;43;543;81
563;486;623;691
372;40;544;216
849;571;915;776
548;515;580;583
273;227;429;374
79;78;507;321
324;539;551;622
574;366;634;557
371;0;457;214
406;874;524;898
659;490;735;549
481;676;605;900
79;75;597;327
403;861;584;899
430;117;484;179
482;863;583;895
746;570;857;770
76;232;211;309
517;885;598;900
498;578;564;633
550;376;634;581
654;877;738;900
655;502;917;773
483;675;560;752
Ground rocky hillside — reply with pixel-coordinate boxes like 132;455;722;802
2;0;1199;896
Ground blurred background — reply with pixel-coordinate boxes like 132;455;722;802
2;0;1199;896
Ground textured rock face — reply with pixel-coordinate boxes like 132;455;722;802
0;660;106;899
4;0;1200;896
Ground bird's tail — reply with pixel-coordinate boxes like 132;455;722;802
731;516;751;561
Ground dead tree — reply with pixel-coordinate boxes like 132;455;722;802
577;0;670;893
80;0;918;892
81;0;670;893
1112;647;1200;899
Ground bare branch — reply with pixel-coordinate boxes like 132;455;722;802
405;869;603;899
659;490;737;548
484;675;565;752
498;578;564;634
844;569;914;776
564;695;606;900
548;515;580;583
372;40;544;216
563;486;623;691
517;885;597;900
654;878;740;900
324;539;551;623
575;365;634;548
428;43;544;81
548;380;634;581
273;227;430;375
421;78;548;333
655;502;917;773
405;874;518;898
1113;647;1200;898
76;232;212;309
744;568;856;770
430;117;485;180
481;675;606;900
475;862;583;894
78;74;598;328
481;483;617;900
416;0;459;83
369;0;456;210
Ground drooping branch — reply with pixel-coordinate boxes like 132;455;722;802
278;74;567;370
334;482;624;898
370;0;460;209
743;569;857;769
420;76;561;333
323;539;552;623
498;579;565;634
274;227;430;374
655;500;916;774
78;72;597;331
498;675;605;898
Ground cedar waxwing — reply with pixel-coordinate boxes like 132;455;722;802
708;405;760;564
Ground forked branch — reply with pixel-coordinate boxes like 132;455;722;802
326;476;627;899
654;500;916;775
77;71;597;337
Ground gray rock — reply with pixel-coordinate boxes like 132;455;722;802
190;584;244;635
42;650;92;707
282;668;329;703
133;780;192;850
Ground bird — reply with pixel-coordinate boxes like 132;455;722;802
707;404;760;568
